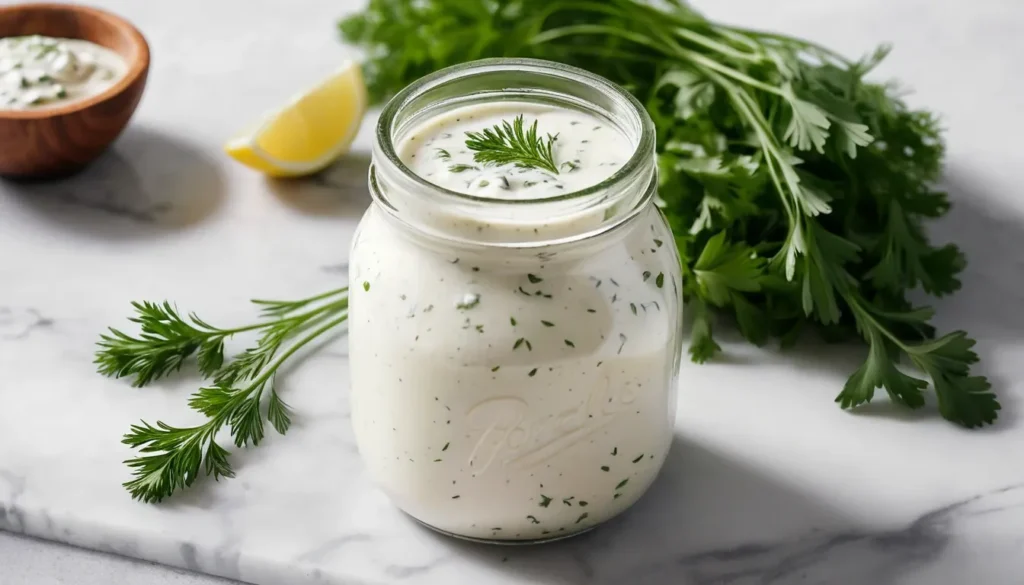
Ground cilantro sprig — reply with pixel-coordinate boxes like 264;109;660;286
341;0;998;426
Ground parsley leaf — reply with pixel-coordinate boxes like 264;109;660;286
836;327;928;411
688;298;721;364
693;231;764;307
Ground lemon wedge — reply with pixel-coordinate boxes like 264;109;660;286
225;61;367;177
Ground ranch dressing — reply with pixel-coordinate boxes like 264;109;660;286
0;35;127;110
350;62;681;542
398;102;631;200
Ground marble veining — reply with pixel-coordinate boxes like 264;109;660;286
0;308;54;340
626;484;1024;585
2;0;1024;584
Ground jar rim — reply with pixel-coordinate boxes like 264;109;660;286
373;57;656;206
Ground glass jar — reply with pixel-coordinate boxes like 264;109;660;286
348;58;683;543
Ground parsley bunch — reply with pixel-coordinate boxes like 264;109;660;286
341;0;998;426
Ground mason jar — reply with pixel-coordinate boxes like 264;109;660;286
348;58;683;542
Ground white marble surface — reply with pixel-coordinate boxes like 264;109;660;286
2;0;1023;584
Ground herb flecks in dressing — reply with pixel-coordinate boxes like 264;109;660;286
349;99;679;542
397;102;630;199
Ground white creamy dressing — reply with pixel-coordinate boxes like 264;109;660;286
398;103;630;199
350;101;680;540
0;35;127;110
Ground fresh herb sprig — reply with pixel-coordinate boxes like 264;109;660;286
96;288;348;502
341;0;999;426
96;288;347;387
464;114;560;174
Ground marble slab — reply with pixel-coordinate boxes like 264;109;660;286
1;0;1023;584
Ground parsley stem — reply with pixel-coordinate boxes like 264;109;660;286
152;291;348;342
251;286;348;310
847;295;909;353
702;67;799;227
672;27;764;63
529;21;784;98
677;48;785;96
275;298;349;327
726;27;854;65
529;24;667;54
546;45;661;64
236;298;347;336
252;312;349;388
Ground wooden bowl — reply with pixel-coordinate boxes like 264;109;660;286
0;3;150;178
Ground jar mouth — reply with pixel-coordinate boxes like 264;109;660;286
374;58;656;206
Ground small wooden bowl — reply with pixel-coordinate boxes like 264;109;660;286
0;3;150;178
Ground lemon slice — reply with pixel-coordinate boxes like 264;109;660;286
225;61;367;177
